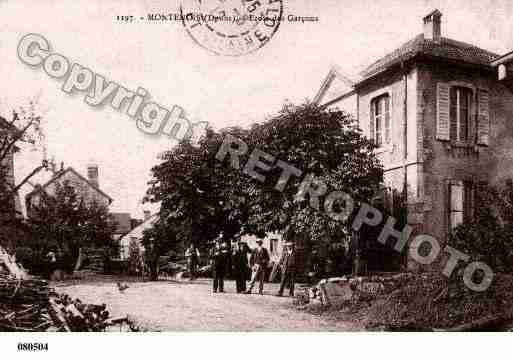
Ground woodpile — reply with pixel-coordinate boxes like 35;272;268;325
0;245;136;332
79;248;105;273
0;274;53;331
0;274;135;332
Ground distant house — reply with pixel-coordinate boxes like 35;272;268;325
25;164;112;217
314;10;513;270
119;211;155;260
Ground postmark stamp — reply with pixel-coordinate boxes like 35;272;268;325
180;0;284;56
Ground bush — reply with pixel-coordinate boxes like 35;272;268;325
449;183;513;273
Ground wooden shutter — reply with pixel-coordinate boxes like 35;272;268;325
477;89;490;146
369;101;375;142
436;82;451;140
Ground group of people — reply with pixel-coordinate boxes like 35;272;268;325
185;235;297;297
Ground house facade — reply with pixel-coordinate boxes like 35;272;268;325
315;10;513;270
25;164;112;215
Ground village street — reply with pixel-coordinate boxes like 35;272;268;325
55;278;361;331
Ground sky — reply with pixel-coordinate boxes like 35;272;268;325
1;0;513;218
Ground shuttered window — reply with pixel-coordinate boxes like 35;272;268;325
477;89;490;146
436;83;451;140
449;87;472;142
371;94;390;146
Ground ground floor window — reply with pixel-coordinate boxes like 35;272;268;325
449;181;473;230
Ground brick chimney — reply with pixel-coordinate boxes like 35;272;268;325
143;210;151;221
87;163;99;188
423;9;442;43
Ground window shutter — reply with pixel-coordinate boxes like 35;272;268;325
477;89;490;146
370;102;375;142
436;82;450;140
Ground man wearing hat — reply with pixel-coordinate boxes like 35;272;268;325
245;239;270;295
211;240;230;293
231;239;249;293
276;242;297;297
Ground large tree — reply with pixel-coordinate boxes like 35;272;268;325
143;126;254;271
240;102;383;245
145;102;383;271
0;99;47;252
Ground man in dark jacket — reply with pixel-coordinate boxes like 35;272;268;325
276;242;296;297
245;239;270;295
211;241;229;293
231;240;249;293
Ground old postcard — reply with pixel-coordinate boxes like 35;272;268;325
1;0;513;357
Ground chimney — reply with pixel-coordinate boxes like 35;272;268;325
143;210;151;221
423;9;442;43
87;163;99;188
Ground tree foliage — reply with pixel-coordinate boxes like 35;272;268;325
0;99;46;252
449;182;513;273
241;102;383;243
25;181;116;273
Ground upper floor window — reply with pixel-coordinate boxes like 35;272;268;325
371;94;390;146
449;87;472;142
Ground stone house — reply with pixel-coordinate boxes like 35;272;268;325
25;164;112;216
314;10;513;270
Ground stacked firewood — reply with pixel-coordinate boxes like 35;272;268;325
0;274;53;331
0;274;134;332
48;294;111;331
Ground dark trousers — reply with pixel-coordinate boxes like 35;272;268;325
213;268;225;292
234;271;247;293
188;259;197;280
278;270;295;296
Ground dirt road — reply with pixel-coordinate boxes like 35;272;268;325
56;278;360;331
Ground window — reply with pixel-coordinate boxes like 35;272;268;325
449;181;473;230
449;87;472;142
371;94;391;146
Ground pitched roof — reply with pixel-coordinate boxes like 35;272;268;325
25;166;113;203
359;34;500;82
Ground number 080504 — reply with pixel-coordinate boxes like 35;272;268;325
17;343;48;351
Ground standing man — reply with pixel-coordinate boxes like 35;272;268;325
276;242;296;297
231;240;249;293
245;239;270;295
211;241;229;293
185;243;200;280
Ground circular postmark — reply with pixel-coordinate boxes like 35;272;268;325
180;0;284;56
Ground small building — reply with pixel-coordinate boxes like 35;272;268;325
119;212;156;260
